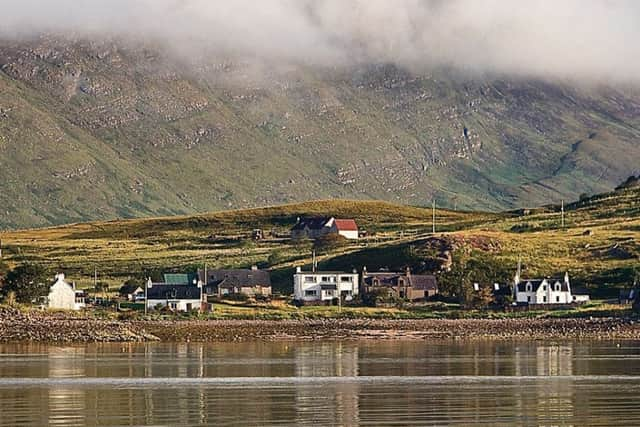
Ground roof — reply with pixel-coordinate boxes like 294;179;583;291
334;219;358;232
163;273;198;285
516;279;569;293
199;269;271;288
572;286;590;296
363;271;436;290
119;284;143;295
147;284;202;300
291;217;332;231
296;271;357;275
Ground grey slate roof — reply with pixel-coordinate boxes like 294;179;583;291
516;279;569;293
291;217;333;231
147;284;202;300
198;269;271;288
363;272;437;291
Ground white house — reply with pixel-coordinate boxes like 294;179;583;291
293;268;359;303
48;273;86;311
145;279;203;312
291;217;359;240
514;272;589;305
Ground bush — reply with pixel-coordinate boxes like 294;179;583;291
3;263;50;304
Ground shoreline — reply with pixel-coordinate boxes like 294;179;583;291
1;308;639;343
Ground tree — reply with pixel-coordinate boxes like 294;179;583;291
3;263;50;304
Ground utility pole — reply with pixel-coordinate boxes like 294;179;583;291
312;250;317;272
432;199;436;234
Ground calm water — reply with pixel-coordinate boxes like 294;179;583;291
0;340;639;426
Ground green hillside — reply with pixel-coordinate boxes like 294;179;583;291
2;186;640;298
1;37;640;229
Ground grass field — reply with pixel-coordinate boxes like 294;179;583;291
1;187;639;298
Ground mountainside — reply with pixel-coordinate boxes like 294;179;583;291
1;36;640;229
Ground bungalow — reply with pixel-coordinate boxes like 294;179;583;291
48;273;86;311
119;283;144;301
291;217;359;240
362;267;438;301
145;279;203;312
514;272;589;305
293;268;359;304
198;266;272;298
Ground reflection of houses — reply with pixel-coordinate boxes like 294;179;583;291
198;266;271;298
515;272;589;305
146;279;203;312
293;268;359;303
47;273;86;310
362;267;437;301
294;343;359;425
291;217;359;240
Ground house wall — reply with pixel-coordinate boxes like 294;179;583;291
146;299;202;312
48;282;77;310
337;230;359;240
294;273;359;302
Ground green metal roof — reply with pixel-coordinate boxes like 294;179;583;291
163;273;198;285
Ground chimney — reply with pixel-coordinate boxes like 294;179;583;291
296;266;302;273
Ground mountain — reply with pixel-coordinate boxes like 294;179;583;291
1;36;640;229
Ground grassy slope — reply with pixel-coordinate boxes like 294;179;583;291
2;187;639;298
1;39;640;229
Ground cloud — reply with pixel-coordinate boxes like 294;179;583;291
1;0;639;83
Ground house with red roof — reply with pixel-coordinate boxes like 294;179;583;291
291;217;359;240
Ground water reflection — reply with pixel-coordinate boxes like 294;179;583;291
0;340;639;426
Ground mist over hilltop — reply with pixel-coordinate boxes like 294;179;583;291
1;0;639;84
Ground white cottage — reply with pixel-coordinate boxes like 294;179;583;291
48;273;85;311
514;272;588;305
145;279;204;312
293;268;359;303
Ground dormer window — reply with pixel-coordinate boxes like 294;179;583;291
555;283;561;292
526;283;533;292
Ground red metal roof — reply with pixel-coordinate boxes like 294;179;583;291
334;219;358;231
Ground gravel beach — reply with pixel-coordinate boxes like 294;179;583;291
1;307;639;343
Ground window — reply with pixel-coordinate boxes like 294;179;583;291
341;277;352;283
543;296;547;303
556;296;560;303
304;276;317;283
321;277;330;282
555;284;561;292
169;302;177;310
542;285;547;291
527;296;531;303
526;284;532;292
305;290;317;296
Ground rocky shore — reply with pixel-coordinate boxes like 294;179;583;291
1;307;639;343
0;307;158;343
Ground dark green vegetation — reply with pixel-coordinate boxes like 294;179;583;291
1;37;640;229
2;185;640;304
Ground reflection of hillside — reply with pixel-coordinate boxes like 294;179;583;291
295;343;360;425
